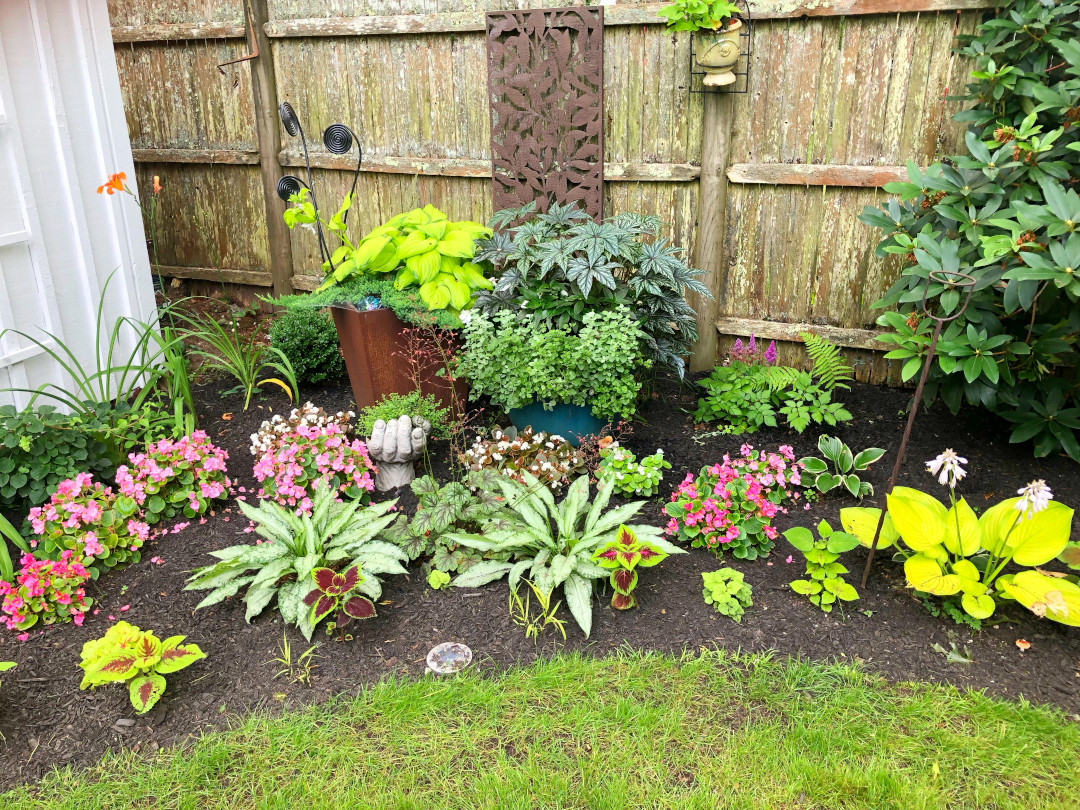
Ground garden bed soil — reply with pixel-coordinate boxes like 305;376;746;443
2;374;1079;789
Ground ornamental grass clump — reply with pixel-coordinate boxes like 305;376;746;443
665;444;805;560
27;473;149;576
115;430;231;524
0;551;91;631
250;404;374;515
460;427;587;493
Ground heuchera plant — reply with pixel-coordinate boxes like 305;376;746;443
303;564;376;640
27;473;149;576
665;445;804;560
0;551;91;630
79;621;206;714
592;525;669;609
116;430;231;524
597;444;671;497
460;427;586;494
253;420;375;515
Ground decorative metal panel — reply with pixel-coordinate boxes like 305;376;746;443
486;6;604;219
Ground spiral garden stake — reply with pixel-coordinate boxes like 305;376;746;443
858;269;977;589
276;102;364;273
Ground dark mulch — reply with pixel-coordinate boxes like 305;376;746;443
2;374;1079;789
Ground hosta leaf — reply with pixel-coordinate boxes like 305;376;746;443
840;507;899;549
887;487;948;551
904;553;961;596
129;673;167;714
980;498;1072;566
998;570;1080;627
961;592;996;620
942;498;981;557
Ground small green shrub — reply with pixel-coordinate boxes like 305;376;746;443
269;308;345;386
783;521;860;613
701;568;753;622
357;391;450;440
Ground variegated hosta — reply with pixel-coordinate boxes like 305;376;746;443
78;621;206;714
303;564;377;638
446;474;684;637
841;486;1076;625
185;480;406;641
592;525;669;610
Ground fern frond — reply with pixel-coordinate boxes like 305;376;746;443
759;365;802;391
801;332;853;391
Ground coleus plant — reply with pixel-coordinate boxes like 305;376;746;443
592;524;669;609
78;621;206;714
842;450;1077;625
783;520;860;613
303;564;376;640
799;435;885;498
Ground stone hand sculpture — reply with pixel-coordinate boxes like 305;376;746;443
368;415;430;491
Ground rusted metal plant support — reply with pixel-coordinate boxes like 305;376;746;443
859;270;976;588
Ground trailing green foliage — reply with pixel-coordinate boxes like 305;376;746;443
657;0;739;31
799;436;886;498
701;568;753;622
457;308;648;423
272;276;462;330
185;481;406;640
859;0;1080;460
357;391;450;440
474;201;711;376
446;474;684;637
269;308;345;386
592;524;669;609
79;621;205;715
783;521;860;613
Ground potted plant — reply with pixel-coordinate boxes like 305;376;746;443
658;0;744;87
455;307;648;445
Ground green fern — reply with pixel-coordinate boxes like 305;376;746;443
801;332;853;391
759;365;802;391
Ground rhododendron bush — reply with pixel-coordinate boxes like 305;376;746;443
251;403;374;514
0;551;91;630
27;473;149;575
665;444;805;560
116;430;231;524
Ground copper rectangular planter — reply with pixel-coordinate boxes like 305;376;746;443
331;305;467;412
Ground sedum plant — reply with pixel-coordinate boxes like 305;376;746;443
185;481;406;640
799;435;885;498
79;621;206;714
701;568;752;622
474;202;711;376
446;474;684;637
783;521;860;613
842;450;1076;626
592;524;669;609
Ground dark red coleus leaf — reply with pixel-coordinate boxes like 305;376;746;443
312;567;337;593
639;547;661;560
613;569;635;591
595;547;619;561
340;565;360;592
611;592;636;610
302;588;321;607
313;595;336;620
342;595;376;620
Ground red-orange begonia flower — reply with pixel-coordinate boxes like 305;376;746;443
96;172;127;196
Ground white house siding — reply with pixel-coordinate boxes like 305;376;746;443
0;0;153;410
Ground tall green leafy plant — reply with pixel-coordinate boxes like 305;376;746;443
859;0;1080;459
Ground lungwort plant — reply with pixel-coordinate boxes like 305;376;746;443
842;450;1077;626
447;474;684;636
79;621;206;714
186;481;406;640
474;201;711;376
591;524;670;609
799;436;885;498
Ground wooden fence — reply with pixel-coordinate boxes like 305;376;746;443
107;0;995;382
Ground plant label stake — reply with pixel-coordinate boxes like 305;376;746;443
859;270;975;588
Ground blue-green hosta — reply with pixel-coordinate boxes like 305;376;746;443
185;481;407;640
445;474;685;637
842;484;1077;626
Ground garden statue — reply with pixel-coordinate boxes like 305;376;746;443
368;415;430;491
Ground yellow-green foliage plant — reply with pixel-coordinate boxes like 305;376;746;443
79;621;206;714
283;194;492;315
841;449;1077;627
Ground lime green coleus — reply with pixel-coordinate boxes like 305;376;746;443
841;487;1075;625
284;193;492;316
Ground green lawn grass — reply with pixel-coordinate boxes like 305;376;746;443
7;650;1079;810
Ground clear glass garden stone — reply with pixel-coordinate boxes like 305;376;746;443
426;642;472;675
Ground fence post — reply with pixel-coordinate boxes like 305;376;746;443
244;0;294;299
689;91;736;372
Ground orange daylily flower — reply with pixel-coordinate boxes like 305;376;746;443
153;175;163;194
97;172;127;195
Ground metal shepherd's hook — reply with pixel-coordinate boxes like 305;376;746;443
859;269;977;589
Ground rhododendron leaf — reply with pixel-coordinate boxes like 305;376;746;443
998;571;1080;627
129;673;167;714
312;567;337;593
942;498;981;557
342;595;376;620
155;638;206;675
904;553;961;596
887;487;947;551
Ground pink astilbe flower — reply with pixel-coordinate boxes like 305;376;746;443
764;340;777;365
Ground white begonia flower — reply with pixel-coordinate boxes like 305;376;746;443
1015;479;1053;518
459;310;473;324
925;449;967;489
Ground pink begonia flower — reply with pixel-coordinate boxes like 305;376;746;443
150;556;164;565
786;556;794;564
119;605;130;612
107;615;115;621
16;632;28;641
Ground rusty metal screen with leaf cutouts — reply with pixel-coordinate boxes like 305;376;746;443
485;6;604;219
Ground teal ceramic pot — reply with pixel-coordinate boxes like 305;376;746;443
507;402;605;446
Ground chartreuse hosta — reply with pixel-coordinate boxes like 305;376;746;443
284;195;492;314
842;450;1077;626
79;621;206;714
446;474;685;637
185;481;407;641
